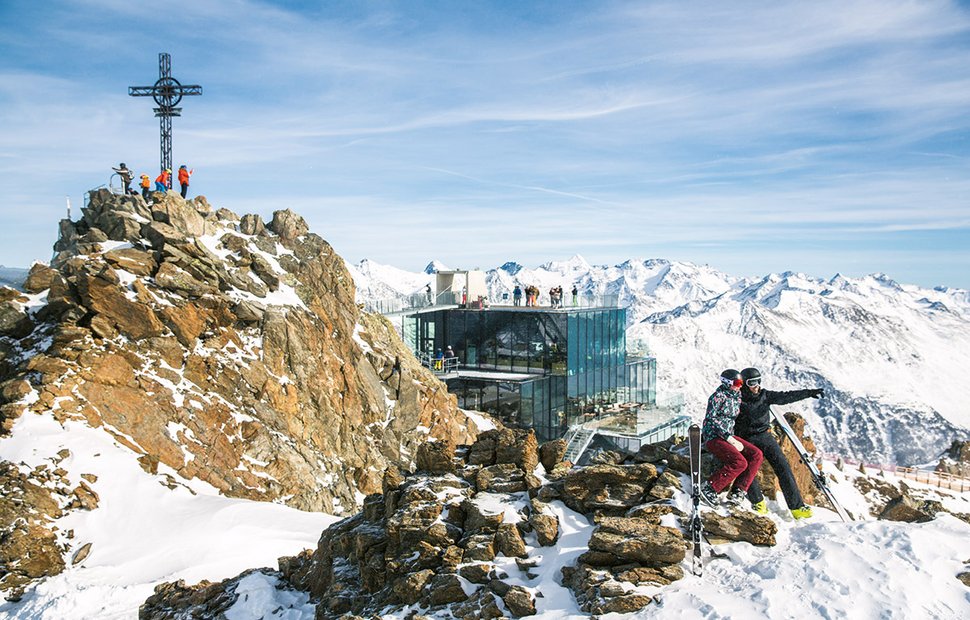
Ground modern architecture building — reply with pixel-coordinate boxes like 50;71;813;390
403;284;688;452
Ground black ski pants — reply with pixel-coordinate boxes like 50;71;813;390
741;430;805;509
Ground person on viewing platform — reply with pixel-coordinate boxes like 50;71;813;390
513;285;522;306
699;369;764;508
734;367;823;519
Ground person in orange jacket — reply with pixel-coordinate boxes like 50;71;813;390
178;164;193;198
139;174;151;201
155;168;171;192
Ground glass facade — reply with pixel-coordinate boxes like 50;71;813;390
405;308;657;442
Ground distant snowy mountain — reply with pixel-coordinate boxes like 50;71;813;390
351;257;970;465
0;265;28;290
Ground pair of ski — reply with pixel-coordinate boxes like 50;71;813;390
687;414;852;577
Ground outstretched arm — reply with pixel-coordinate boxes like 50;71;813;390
765;388;823;406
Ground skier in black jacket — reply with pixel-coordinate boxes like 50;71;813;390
735;367;823;519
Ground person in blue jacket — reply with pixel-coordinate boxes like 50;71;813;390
700;369;764;507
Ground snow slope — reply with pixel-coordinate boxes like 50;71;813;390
0;411;338;620
351;257;970;465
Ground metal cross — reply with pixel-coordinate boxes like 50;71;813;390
128;53;203;176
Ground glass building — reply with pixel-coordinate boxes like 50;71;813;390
404;307;657;442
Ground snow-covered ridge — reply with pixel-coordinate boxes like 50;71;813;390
351;256;970;465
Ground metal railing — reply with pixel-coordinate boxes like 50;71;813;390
821;453;970;492
418;353;459;375
363;291;622;316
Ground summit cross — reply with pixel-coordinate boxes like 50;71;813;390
128;53;203;175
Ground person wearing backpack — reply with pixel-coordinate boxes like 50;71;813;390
112;163;134;193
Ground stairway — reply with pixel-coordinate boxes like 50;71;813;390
564;427;596;464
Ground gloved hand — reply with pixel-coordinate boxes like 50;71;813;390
810;389;824;399
727;436;744;452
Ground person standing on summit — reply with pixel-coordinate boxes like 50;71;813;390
734;367;823;519
155;168;171;192
178;164;193;198
699;369;764;507
112;163;134;194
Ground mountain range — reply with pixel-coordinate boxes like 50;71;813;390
349;255;970;466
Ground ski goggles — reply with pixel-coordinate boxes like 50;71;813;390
721;377;743;388
745;378;762;387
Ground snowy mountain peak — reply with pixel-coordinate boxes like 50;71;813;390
540;254;591;273
499;261;523;275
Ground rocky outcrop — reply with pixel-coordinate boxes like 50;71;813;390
936;440;970;477
1;189;480;514
0;449;102;601
140;432;792;618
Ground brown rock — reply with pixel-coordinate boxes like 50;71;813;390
416;440;456;474
538;439;567;474
72;481;100;510
494;523;528;558
71;542;93;565
463;498;506;533
462;534;497;562
75;268;165;340
599;594;654;614
428;574;468;606
23;263;55;293
645;469;682;501
0;302;34;339
530;512;560;546
476;463;527;493
615;564;684;586
103;248;158;277
459;563;493;584
561;463;658;515
503;585;536;617
393;569;433;605
269;209;309;245
495;428;539;473
586;523;685;567
702;510;777;546
239;214;266;236
159;303;209;347
878;494;939;523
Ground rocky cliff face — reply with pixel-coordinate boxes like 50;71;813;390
0;189;479;518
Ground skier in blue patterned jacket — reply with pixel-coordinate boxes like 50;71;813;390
699;369;764;507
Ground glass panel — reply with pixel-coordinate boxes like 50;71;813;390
567;315;578;376
520;381;534;427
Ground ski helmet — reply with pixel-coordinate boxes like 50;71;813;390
720;368;742;388
741;367;762;387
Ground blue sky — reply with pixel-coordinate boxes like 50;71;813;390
2;0;969;288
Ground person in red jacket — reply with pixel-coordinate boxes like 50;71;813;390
155;168;171;192
178;164;193;198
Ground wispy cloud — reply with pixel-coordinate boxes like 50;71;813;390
1;0;969;287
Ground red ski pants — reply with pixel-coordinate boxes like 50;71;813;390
705;436;764;493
